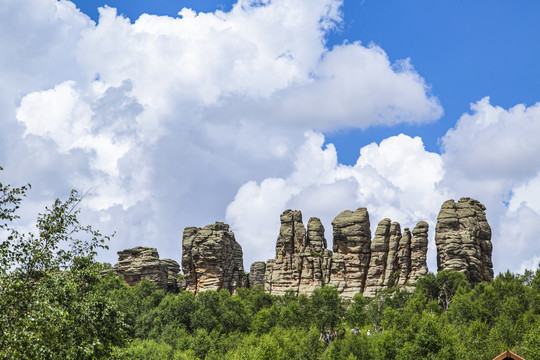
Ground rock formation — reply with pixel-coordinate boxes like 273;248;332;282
114;197;494;298
264;211;330;296
249;261;266;288
182;222;244;294
383;222;402;288
111;247;181;292
396;228;412;286
262;208;433;299
363;219;406;297
435;198;493;285
408;221;429;283
328;208;372;299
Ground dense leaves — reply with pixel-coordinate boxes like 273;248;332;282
0;176;126;359
101;265;540;359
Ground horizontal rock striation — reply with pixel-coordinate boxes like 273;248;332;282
263;208;429;299
264;211;329;296
249;261;266;288
182;222;244;294
116;198;494;298
435;198;493;285
111;247;181;292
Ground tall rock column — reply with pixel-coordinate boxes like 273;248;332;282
182;222;244;294
265;210;305;295
363;218;391;297
298;217;328;295
383;222;402;288
408;221;429;283
397;228;412;286
329;208;372;299
435;198;493;285
265;211;329;296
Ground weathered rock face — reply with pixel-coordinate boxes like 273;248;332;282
383;222;402;288
161;258;182;293
264;211;329;296
397;228;412;286
249;261;266;288
363;218;391;297
112;247;180;292
363;219;406;297
329;208;372;299
435;198;493;285
408;221;429;283
263;208;431;299
182;222;244;294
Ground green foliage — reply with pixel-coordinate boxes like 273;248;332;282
0;180;126;359
310;286;345;332
100;267;540;359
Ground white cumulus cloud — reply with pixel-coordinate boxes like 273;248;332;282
226;132;447;268
2;0;442;266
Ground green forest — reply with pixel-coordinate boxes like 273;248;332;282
1;178;540;360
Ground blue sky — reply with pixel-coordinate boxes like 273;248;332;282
2;0;540;274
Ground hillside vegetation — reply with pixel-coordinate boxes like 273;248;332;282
1;178;539;359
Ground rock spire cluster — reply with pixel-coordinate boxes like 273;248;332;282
110;197;494;298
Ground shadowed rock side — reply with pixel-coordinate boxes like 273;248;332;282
383;222;402;288
112;247;181;292
182;222;244;294
364;219;406;297
397;228;412;286
435;198;494;285
249;261;266;288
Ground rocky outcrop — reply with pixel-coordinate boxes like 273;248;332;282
110;198;493;298
264;211;330;296
408;221;429;283
363;219;406;297
262;208;432;299
397;228;412;286
111;247;181;292
249;261;266;288
363;218;391;297
383;222;402;288
182;222;244;294
435;198;493;285
328;208;372;299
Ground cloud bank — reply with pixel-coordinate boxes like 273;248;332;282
2;0;538;274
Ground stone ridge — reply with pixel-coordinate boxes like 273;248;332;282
264;208;429;299
181;222;244;294
435;197;493;285
111;246;181;292
111;198;494;298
